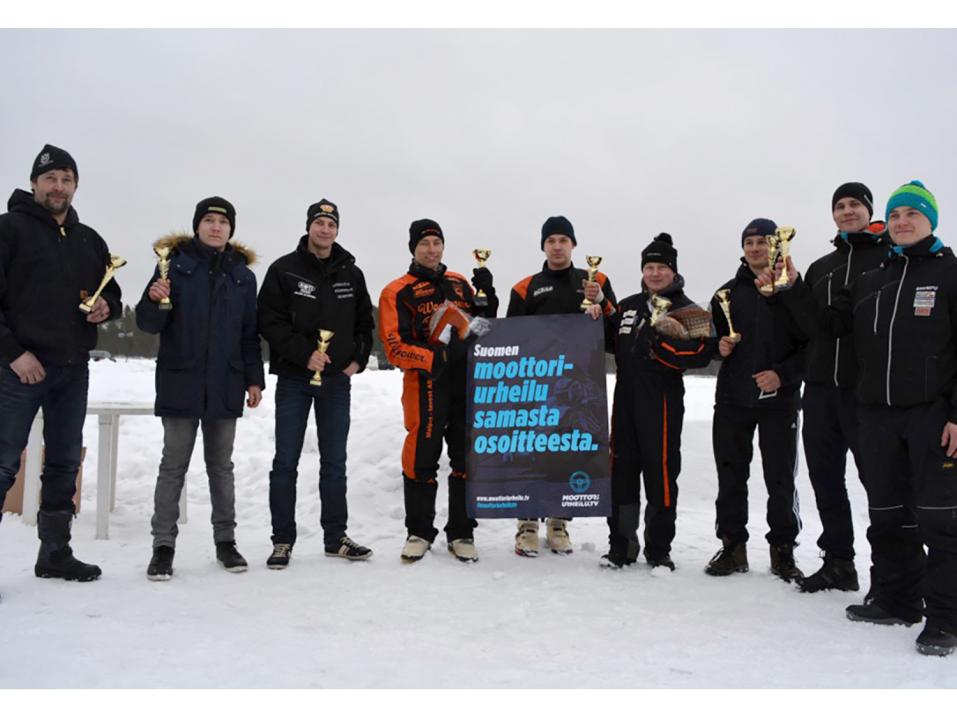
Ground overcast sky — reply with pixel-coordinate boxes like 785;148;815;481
2;29;955;307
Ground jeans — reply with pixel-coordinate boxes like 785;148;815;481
269;373;351;548
151;416;238;547
0;363;88;517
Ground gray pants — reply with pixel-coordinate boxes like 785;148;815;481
151;417;238;548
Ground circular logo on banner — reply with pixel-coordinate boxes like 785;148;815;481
569;471;591;494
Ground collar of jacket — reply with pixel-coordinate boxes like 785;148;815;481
539;260;577;278
7;188;80;230
640;273;686;299
295;236;354;273
890;234;947;258
735;258;759;282
834;221;888;249
409;261;447;281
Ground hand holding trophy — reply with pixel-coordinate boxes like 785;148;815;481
472;248;491;307
154;246;173;311
714;289;741;343
580;255;603;310
310;329;335;387
79;254;126;314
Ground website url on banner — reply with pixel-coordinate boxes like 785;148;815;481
475;495;529;502
476;502;518;509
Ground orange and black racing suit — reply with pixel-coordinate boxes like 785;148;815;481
378;262;498;542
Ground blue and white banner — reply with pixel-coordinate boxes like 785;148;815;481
466;313;610;518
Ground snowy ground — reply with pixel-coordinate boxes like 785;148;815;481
0;359;954;688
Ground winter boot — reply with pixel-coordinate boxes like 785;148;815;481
916;622;957;657
705;539;748;576
401;535;432;563
325;536;373;561
515;520;540;557
769;543;804;583
545;518;573;555
146;545;175;581
215;541;248;573
266;543;293;569
602;503;640;569
34;509;102;582
846;599;919;626
797;554;859;593
645;549;676;571
448;538;479;563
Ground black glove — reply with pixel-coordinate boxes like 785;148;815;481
472;267;494;294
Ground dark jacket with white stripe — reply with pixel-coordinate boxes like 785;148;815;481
782;234;957;420
799;223;891;389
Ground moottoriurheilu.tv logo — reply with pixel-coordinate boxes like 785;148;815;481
569;471;591;494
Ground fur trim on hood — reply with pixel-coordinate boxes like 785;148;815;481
153;232;257;265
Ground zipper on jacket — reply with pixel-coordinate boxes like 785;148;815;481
872;290;881;334
833;246;854;387
885;257;909;405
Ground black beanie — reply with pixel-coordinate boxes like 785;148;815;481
30;144;78;182
409;218;444;254
193;196;236;238
641;233;678;273
831;181;874;217
306;199;340;231
741;218;777;246
540;216;577;250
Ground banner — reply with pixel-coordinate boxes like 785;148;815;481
466;313;610;518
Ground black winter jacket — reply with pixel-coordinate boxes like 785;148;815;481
507;262;617;318
782;235;957;421
712;261;807;410
608;277;716;392
258;239;374;379
0;189;121;366
799;223;890;389
136;235;264;419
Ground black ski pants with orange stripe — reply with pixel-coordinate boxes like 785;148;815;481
608;377;684;560
400;359;476;542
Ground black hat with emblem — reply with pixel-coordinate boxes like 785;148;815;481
641;232;678;273
409;218;444;254
30;144;78;183
540;215;577;250
193;196;236;238
306;199;340;230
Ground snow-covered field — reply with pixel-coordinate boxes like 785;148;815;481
0;359;954;688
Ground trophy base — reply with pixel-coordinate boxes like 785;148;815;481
159;303;173;312
78;302;93;314
309;377;323;387
580;299;594;311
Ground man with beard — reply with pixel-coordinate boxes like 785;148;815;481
0;144;121;585
601;233;715;569
793;183;889;593
705;218;807;582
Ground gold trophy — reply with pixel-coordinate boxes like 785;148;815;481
772;226;796;292
310;329;335;387
580;255;603;310
79;255;126;314
154;246;173;311
758;234;781;297
472;248;491;306
714;289;741;342
650;295;673;326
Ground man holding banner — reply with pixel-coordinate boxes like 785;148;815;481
505;215;616;557
379;219;498;563
602;233;716;569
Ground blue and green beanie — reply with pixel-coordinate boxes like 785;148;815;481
885;180;938;230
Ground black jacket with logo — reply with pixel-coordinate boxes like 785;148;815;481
378;261;498;376
711;261;808;410
782;234;957;420
608;277;716;389
800;223;891;389
0;189;121;366
507;262;617;318
257;238;374;379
